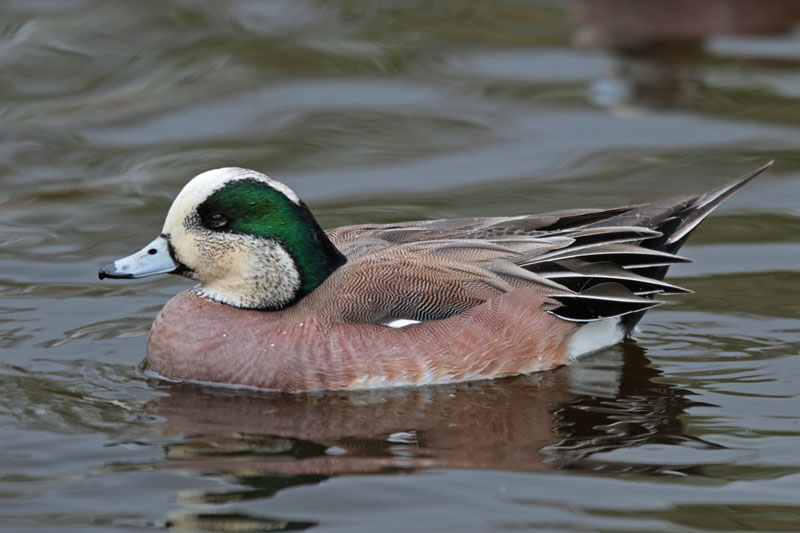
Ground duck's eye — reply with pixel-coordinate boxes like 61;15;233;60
206;213;229;229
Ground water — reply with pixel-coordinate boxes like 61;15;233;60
2;1;800;531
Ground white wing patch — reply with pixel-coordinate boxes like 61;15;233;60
382;318;422;329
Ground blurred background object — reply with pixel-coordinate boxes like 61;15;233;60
574;0;800;50
575;0;800;108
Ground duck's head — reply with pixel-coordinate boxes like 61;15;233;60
99;168;346;310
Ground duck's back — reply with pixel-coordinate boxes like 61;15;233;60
326;161;771;331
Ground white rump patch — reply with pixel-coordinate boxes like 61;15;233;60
566;317;624;360
382;318;422;329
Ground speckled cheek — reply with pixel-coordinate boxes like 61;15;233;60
193;233;236;279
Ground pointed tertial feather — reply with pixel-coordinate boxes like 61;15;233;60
422;239;525;255
362;215;553;243
548;282;663;322
485;260;571;293
545;226;662;247
487;236;574;249
521;243;691;269
538;259;691;295
423;237;570;254
525;206;635;232
419;236;573;265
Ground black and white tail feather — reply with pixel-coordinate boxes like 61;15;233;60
525;161;772;331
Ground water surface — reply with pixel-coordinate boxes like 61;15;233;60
2;1;800;531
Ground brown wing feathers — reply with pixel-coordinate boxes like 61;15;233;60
328;163;771;326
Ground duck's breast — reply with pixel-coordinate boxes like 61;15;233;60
147;288;579;392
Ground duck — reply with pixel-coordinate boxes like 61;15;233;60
99;162;772;392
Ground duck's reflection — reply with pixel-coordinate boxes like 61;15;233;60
145;341;719;530
147;340;714;480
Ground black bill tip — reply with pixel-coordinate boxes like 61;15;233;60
98;262;133;280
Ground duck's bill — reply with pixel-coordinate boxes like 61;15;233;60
98;235;179;280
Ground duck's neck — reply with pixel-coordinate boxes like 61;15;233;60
290;217;347;301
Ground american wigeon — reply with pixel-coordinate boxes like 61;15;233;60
99;162;771;392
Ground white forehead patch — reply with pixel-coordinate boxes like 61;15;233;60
163;167;301;233
189;167;300;205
